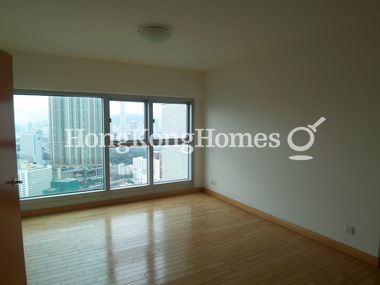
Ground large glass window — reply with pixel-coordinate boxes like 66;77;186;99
14;93;192;199
153;103;188;138
109;147;148;189
14;95;104;198
153;103;191;184
153;145;190;183
109;100;148;190
110;101;145;141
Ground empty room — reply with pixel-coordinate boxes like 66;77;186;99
0;1;379;284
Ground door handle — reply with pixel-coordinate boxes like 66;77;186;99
5;178;23;186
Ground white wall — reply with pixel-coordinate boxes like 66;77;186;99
204;37;380;256
10;37;380;257
10;51;204;203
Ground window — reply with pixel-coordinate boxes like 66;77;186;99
109;100;148;189
109;146;148;189
14;95;104;198
13;92;193;199
153;103;188;138
110;101;145;141
153;103;191;183
153;145;190;182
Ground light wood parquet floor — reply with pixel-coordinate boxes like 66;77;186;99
22;193;380;285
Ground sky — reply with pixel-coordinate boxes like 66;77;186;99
13;95;163;124
13;95;48;124
110;101;147;116
109;101;163;118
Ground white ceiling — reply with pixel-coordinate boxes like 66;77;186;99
0;0;378;71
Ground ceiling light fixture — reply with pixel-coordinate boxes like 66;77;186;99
138;24;172;43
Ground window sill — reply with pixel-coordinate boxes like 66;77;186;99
20;180;194;212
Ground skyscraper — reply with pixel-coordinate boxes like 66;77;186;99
161;146;188;181
161;103;187;136
19;133;43;164
48;97;103;168
132;156;147;183
153;158;161;181
160;104;189;181
119;101;128;140
17;164;53;198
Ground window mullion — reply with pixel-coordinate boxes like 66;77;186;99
189;101;194;182
148;100;154;186
103;97;111;193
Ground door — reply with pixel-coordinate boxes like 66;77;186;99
0;50;27;284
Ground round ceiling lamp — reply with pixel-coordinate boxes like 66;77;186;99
138;24;172;43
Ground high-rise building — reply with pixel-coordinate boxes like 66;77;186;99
117;163;128;176
119;102;128;140
161;146;188;181
132;156;147;183
153;158;161;181
161;104;187;136
19;134;43;164
48;97;103;168
18;164;53;198
133;157;147;172
159;104;189;181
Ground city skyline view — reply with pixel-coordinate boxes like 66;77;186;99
14;95;191;198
